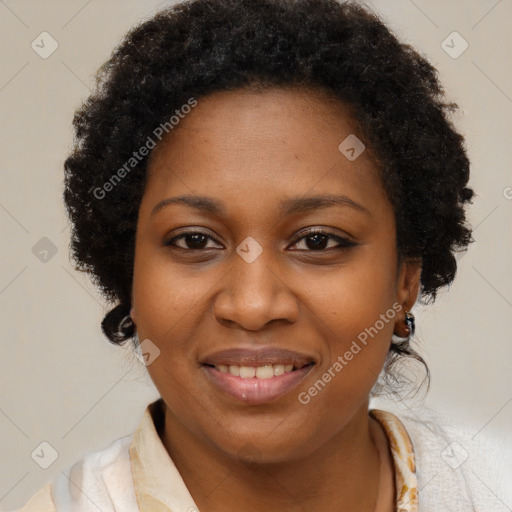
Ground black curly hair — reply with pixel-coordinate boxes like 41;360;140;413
63;0;474;385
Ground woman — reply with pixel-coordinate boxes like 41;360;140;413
12;0;496;510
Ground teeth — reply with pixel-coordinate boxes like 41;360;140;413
239;366;256;378
215;363;299;378
255;365;274;379
228;365;240;377
274;364;285;376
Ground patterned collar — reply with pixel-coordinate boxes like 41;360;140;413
370;409;419;512
130;399;419;512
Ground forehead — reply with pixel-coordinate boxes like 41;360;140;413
143;87;390;221
149;86;366;166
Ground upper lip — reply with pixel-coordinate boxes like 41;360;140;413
201;347;316;368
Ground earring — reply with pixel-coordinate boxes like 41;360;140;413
119;314;133;332
404;311;415;337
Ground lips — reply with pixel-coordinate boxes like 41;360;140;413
200;347;316;404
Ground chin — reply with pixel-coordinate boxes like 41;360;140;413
210;421;321;465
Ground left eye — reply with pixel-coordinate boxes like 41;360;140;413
289;229;357;251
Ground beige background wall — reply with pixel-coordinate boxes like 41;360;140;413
1;0;511;509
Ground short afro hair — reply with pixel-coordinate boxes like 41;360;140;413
63;0;473;384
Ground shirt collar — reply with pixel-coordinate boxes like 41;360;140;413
370;409;419;512
129;398;199;512
130;399;418;512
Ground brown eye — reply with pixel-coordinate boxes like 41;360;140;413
290;228;358;252
164;231;223;250
304;232;330;250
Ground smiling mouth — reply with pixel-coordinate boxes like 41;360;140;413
202;362;315;379
200;347;317;403
201;361;316;405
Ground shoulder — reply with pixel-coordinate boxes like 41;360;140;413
12;434;138;512
374;403;511;512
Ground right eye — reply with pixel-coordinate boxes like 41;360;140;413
164;230;224;251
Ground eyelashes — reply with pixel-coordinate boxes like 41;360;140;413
290;227;358;251
165;231;219;251
164;227;358;253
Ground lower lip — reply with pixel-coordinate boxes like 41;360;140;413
201;364;314;405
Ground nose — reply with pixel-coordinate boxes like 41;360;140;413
213;250;299;331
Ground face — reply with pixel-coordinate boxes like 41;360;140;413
131;87;421;463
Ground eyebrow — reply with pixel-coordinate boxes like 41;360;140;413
150;194;371;217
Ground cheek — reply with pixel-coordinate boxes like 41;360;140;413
306;248;397;336
299;250;398;394
132;245;215;340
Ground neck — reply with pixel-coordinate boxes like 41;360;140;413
161;402;393;512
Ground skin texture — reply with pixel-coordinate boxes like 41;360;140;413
130;87;421;512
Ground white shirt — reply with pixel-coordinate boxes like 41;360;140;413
10;398;508;511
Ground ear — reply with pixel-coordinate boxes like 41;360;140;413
394;258;422;337
130;306;137;322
